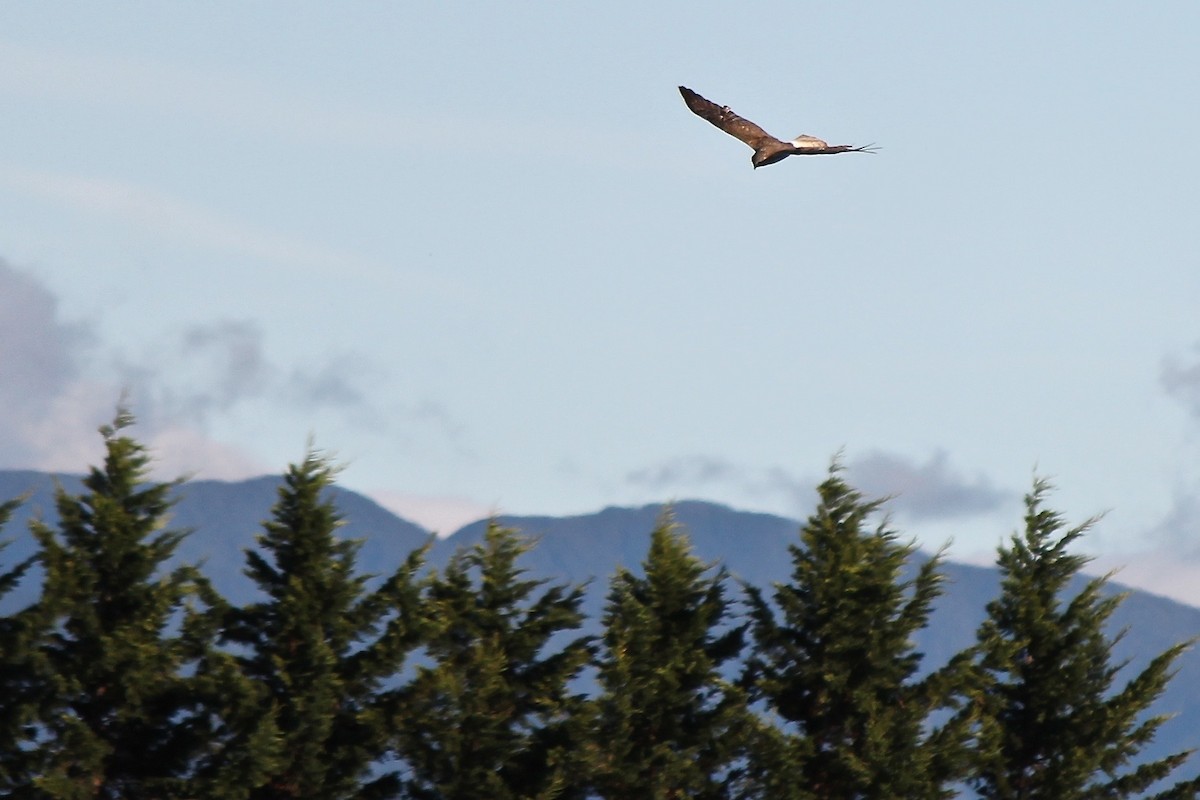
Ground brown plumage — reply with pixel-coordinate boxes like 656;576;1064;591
679;86;877;169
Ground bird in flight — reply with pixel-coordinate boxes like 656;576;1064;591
679;86;877;169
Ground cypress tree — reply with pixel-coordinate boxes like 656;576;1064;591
221;449;428;800
588;512;751;800
0;497;41;791
396;522;594;800
968;478;1200;799
743;465;969;800
178;574;285;800
18;411;234;799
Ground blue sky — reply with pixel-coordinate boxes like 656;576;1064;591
2;4;1199;599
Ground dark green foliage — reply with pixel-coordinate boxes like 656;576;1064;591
5;417;1200;800
968;479;1200;800
176;574;285;800
0;496;42;791
221;450;428;800
743;465;970;800
396;522;594;800
589;512;751;800
16;411;231;799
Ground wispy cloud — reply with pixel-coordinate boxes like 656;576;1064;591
623;455;804;516
0;257;266;480
625;449;1012;523
1146;487;1200;553
845;449;1012;520
0;258;104;468
1045;340;1200;603
0;258;388;480
0;165;383;275
1163;342;1200;420
625;455;742;491
0;40;442;151
176;321;273;417
0;39;662;171
1089;486;1200;606
0;260;91;393
1145;340;1200;564
119;319;381;433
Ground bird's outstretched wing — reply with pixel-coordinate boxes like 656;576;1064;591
679;86;783;151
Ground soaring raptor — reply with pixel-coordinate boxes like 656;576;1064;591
679;86;877;169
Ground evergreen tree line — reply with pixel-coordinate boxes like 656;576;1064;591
1;413;1197;799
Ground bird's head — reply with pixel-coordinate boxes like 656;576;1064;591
752;149;789;169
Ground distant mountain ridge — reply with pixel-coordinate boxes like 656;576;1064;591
3;470;1199;770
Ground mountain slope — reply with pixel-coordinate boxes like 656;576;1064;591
438;501;1200;769
2;471;1198;770
0;470;431;608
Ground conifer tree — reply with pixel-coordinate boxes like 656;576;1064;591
743;466;969;800
178;575;285;800
588;513;751;800
221;450;428;800
18;411;247;799
396;522;594;800
968;479;1200;800
0;497;41;791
